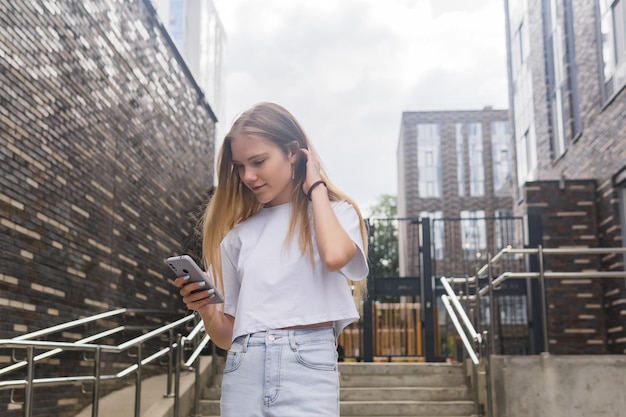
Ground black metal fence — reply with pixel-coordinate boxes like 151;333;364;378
339;215;530;362
433;216;529;361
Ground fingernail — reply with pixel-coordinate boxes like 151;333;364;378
208;289;215;294
209;293;215;298
198;281;206;287
183;275;190;280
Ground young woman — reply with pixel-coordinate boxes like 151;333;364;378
174;102;369;416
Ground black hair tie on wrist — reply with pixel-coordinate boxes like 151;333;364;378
307;180;327;201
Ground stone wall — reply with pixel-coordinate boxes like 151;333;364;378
490;354;626;417
0;0;216;415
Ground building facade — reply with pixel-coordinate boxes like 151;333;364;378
397;108;516;279
0;0;218;415
152;0;226;124
505;0;626;353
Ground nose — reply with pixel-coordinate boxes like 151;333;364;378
240;166;257;183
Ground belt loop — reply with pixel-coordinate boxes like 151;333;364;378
241;333;252;353
288;330;297;351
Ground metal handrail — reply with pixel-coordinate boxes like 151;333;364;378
440;244;626;417
0;309;214;417
0;327;125;377
441;277;482;345
478;270;626;296
441;295;479;365
11;309;128;341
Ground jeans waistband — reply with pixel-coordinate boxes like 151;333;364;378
234;327;335;352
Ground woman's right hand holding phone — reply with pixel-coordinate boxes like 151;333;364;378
173;274;218;313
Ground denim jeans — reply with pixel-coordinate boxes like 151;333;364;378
221;327;339;417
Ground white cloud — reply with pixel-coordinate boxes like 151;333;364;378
213;0;508;211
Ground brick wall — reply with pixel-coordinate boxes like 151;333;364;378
596;180;626;354
525;180;608;353
0;0;216;415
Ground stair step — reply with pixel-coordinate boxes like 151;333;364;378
199;362;477;416
340;400;476;416
199;399;220;416
341;386;470;401
339;363;464;376
199;400;477;417
340;373;465;388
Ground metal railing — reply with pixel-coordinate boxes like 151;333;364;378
440;245;626;417
0;308;214;417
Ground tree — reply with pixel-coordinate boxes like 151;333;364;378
367;194;399;277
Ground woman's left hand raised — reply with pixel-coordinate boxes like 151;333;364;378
299;148;323;194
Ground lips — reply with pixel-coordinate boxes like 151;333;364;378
251;184;265;193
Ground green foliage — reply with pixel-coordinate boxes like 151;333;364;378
367;194;399;277
368;193;397;218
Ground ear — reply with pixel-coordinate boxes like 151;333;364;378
287;141;300;161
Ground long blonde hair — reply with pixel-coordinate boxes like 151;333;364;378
200;102;368;300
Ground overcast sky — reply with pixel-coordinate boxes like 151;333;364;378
211;0;509;214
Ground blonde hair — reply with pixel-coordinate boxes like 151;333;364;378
200;102;368;300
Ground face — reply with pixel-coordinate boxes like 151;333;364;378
230;133;297;207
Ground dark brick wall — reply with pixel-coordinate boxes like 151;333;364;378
525;180;607;353
0;0;216;415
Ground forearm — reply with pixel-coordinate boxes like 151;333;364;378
199;308;234;350
309;185;356;271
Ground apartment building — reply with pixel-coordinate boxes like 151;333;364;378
152;0;226;123
505;0;626;353
397;108;515;279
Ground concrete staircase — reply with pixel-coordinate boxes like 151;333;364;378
198;361;477;417
340;362;477;417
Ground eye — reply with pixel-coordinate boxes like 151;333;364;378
253;159;265;166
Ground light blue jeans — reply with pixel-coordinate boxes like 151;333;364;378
221;327;339;417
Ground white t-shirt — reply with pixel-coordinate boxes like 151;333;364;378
220;200;369;342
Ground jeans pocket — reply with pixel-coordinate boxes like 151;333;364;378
223;344;245;373
294;341;337;371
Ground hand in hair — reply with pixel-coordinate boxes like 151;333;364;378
300;148;324;195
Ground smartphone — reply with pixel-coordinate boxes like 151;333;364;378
166;255;224;304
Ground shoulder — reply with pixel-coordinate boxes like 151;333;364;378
330;200;359;218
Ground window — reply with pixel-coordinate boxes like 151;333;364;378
599;0;626;99
516;128;537;198
456;123;465;197
480;296;528;325
417;123;442;198
495;209;515;250
512;20;529;75
491;121;512;196
468;123;484;196
508;2;537;199
545;0;582;158
425;151;434;166
619;178;626;262
168;0;186;50
546;0;567;157
461;210;487;260
421;211;444;260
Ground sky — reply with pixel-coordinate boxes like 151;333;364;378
211;0;509;214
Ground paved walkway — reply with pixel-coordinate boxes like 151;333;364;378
74;357;212;417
